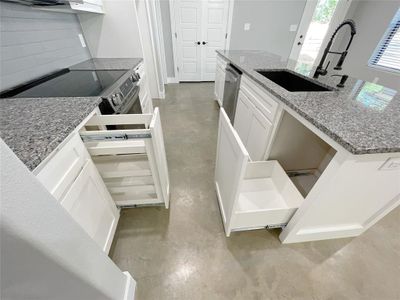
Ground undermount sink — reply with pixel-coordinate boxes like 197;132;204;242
256;69;333;92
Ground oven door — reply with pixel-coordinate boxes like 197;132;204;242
118;86;141;115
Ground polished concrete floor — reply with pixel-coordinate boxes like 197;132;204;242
110;83;400;300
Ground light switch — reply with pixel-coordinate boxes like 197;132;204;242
290;24;298;32
244;23;251;31
380;158;400;171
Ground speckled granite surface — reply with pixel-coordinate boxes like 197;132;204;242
217;50;400;154
0;58;142;171
70;58;143;70
0;97;102;171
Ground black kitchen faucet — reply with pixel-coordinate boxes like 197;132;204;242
313;19;357;80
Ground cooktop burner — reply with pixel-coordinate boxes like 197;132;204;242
0;69;127;98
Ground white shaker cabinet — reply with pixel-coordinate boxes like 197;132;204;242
214;55;227;106
61;159;119;253
246;104;273;161
36;130;119;254
234;90;274;161
215;108;303;236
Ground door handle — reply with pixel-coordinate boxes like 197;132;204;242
195;41;201;45
202;41;208;45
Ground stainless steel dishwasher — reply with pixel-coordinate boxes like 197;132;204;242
222;64;242;124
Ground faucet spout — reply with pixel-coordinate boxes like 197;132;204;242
313;19;357;78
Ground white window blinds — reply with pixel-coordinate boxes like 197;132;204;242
369;8;400;72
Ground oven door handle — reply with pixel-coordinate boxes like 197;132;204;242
117;86;141;114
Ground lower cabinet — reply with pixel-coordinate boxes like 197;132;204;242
215;108;303;237
36;108;170;252
61;159;119;253
214;55;227;106
234;91;272;161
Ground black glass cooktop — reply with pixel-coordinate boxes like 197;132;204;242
0;69;127;98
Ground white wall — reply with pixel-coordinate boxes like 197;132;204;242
229;0;307;60
78;0;143;58
0;139;133;300
335;0;400;90
0;2;91;91
160;0;175;78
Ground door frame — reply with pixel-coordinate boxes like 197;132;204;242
289;0;353;68
169;0;235;83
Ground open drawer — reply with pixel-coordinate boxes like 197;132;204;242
215;108;303;236
80;108;170;208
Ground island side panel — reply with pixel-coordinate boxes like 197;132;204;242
280;151;400;243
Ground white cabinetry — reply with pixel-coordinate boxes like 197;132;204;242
36;130;119;253
61;160;119;253
136;63;154;114
215;109;303;236
36;107;170;250
214;55;227;106
234;75;278;161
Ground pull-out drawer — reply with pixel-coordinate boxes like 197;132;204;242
240;75;279;123
215;108;303;236
36;134;90;201
80;108;170;208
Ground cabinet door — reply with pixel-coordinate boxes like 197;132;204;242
61;160;119;253
246;107;273;161
234;91;252;145
214;66;223;105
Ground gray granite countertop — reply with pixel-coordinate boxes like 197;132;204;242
0;58;142;171
0;97;102;171
70;58;143;70
217;50;400;154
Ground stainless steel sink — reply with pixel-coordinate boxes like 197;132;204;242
256;69;333;92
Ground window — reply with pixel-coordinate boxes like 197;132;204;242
369;8;400;72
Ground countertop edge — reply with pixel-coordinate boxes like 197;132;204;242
216;50;400;155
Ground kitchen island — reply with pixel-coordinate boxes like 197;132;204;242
215;50;400;243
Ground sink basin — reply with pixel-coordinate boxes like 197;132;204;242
256;69;333;92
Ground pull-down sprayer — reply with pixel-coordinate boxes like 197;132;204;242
313;19;357;79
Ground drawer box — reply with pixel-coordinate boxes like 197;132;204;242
233;161;302;229
240;75;279;123
215;108;303;236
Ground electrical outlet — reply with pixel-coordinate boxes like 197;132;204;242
380;158;400;171
244;23;251;31
78;34;86;48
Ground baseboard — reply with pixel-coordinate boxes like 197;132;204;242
167;77;179;84
123;271;136;300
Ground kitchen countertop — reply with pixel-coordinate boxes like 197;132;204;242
0;58;142;171
70;58;143;70
217;50;400;155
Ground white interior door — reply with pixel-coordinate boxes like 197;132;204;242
174;0;203;81
173;0;231;81
201;0;230;81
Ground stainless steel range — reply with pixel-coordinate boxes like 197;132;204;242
0;67;142;115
